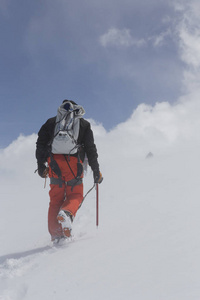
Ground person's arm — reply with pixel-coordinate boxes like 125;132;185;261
36;117;55;177
81;121;103;183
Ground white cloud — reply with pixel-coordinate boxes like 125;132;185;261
0;134;37;179
174;0;200;93
151;29;172;47
99;27;145;48
99;26;174;50
79;92;200;164
1;92;200;176
86;119;107;137
177;7;200;69
110;99;200;153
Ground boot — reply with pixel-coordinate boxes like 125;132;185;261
57;210;72;238
51;235;66;244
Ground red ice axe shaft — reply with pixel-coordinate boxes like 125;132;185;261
96;183;99;227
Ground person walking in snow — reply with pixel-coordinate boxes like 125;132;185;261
36;100;103;242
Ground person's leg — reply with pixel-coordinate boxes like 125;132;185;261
48;183;65;239
57;183;83;238
61;183;83;217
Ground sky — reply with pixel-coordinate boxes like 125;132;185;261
1;0;199;147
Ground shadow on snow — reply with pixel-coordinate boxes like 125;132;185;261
0;245;53;265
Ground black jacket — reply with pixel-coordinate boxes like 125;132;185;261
36;117;99;172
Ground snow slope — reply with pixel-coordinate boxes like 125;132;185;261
0;104;200;299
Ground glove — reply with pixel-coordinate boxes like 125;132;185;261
93;169;103;184
38;163;49;178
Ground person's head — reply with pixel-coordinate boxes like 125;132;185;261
58;99;85;117
62;100;77;111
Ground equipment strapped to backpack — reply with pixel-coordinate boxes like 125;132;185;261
51;101;85;155
48;101;85;190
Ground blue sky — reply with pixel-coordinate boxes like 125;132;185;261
0;0;190;147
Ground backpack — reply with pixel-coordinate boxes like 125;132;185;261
51;101;85;155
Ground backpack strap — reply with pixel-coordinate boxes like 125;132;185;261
63;152;83;191
49;153;63;188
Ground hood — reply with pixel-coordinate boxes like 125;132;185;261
58;101;85;118
55;101;85;131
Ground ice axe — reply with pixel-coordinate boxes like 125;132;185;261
96;183;99;227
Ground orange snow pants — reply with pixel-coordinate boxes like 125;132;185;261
47;154;83;238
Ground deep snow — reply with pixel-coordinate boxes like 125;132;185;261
0;111;200;299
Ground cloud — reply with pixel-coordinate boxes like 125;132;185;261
99;27;146;48
86;119;107;137
97;23;181;98
177;3;200;68
85;92;200;163
151;29;172;47
1;90;200;178
115;100;199;146
174;0;200;93
99;27;173;49
0;134;37;179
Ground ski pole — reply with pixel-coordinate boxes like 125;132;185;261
96;183;99;227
